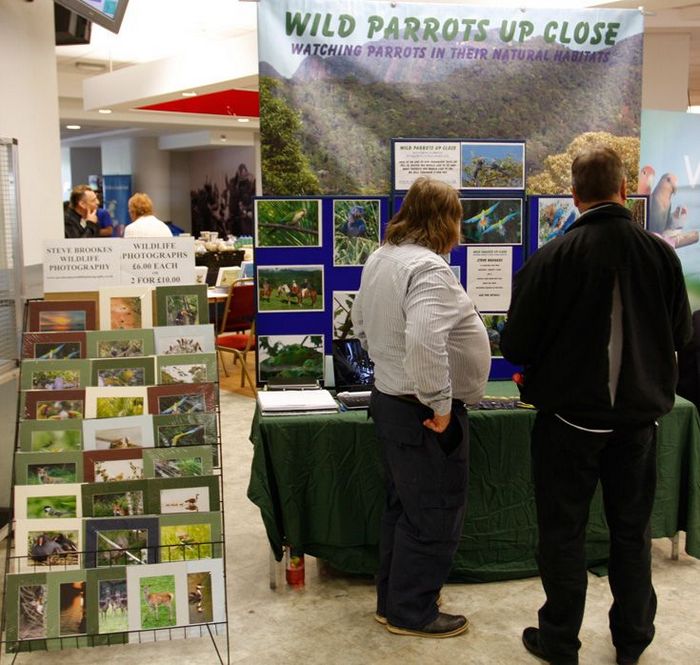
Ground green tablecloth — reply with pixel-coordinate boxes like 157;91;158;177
247;384;700;582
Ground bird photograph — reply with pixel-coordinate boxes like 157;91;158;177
255;199;321;247
645;167;699;249
461;143;525;189
333;199;380;266
537;198;579;248
460;198;522;245
26;494;78;519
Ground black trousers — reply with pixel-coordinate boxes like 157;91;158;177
370;390;469;630
532;413;657;665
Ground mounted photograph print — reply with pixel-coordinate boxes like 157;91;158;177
152;413;218;449
14;451;83;485
460;141;525;190
186;559;225;626
147;383;217;415
148;476;220;515
332;292;357;339
99;286;153;331
14;483;82;520
19;419;83;452
537;196;579;248
83;449;144;483
82;414;154;451
22;389;85;421
482;313;507;358
26;300;97;333
626;194;648;229
143;446;214;479
333;199;381;266
459;198;523;245
86;329;155;359
20;359;90;391
48;570;88;638
82;480;147;518
90;356;156;387
4;573;48;645
153;325;215;356
84;386;148;419
84;516;159;568
258;334;324;383
154;285;209;327
22;332;86;360
257;265;324;312
89;569;129;634
126;562;188;635
15;518;81;572
157;353;217;385
215;266;241;288
254;198;322;248
194;266;208;286
159;512;222;562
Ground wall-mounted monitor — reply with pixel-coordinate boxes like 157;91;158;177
55;0;129;34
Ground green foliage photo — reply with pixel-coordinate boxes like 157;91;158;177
258;335;324;381
256;199;320;247
333;200;380;266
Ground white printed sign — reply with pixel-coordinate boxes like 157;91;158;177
466;246;513;312
393;141;461;190
43;238;195;293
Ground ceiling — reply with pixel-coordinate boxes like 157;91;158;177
56;0;700;147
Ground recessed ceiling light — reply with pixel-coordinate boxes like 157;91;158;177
98;108;112;114
182;91;197;97
66;124;81;130
219;134;227;142
237;118;250;123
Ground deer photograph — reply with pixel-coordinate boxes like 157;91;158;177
98;579;128;634
140;576;176;629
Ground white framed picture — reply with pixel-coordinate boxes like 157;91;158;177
194;266;208;285
99;286;154;331
14;484;83;520
215;266;241;287
15;518;82;573
82;414;155;451
126;561;189;641
185;558;225;631
84;387;149;419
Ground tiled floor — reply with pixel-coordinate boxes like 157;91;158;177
3;368;700;663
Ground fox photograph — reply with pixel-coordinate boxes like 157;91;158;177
59;580;86;636
18;584;47;639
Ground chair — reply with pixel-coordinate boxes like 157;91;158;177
215;278;256;392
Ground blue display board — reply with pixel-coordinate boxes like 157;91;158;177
253;196;390;385
527;194;648;256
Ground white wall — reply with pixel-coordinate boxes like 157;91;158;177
131;137;171;220
70;147;102;187
0;0;63;266
642;33;690;112
170;151;191;231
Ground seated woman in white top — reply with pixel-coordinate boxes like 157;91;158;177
124;192;173;238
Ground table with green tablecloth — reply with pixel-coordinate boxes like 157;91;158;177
247;383;700;582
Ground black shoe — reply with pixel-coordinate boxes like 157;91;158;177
522;627;578;665
386;612;469;638
616;654;639;665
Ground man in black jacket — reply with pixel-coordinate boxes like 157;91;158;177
64;185;99;238
501;147;691;665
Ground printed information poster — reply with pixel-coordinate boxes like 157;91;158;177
466;246;513;311
43;239;195;293
393;141;461;190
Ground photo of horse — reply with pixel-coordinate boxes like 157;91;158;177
257;265;324;312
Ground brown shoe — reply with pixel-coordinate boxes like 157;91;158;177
386;612;469;638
